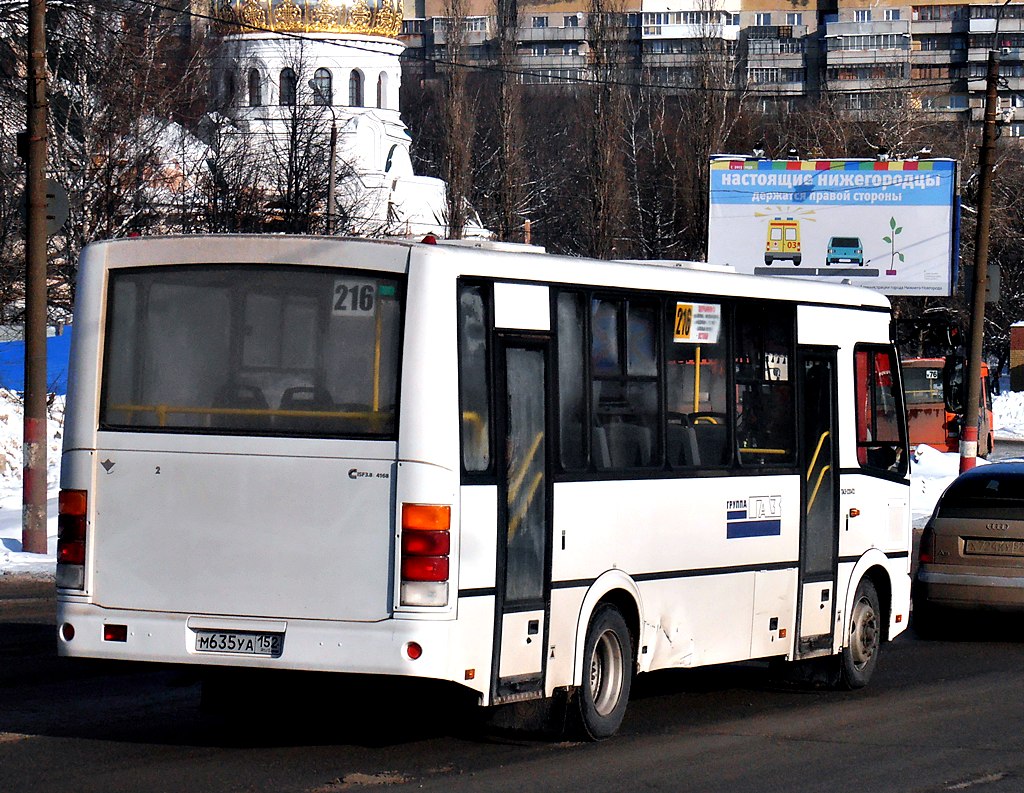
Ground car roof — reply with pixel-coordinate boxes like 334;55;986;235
942;462;1024;502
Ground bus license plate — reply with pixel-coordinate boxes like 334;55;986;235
194;630;283;657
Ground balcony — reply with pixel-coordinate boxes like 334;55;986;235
641;22;739;41
520;26;588;43
911;49;968;64
911;19;969;35
826;19;911;37
969;16;1024;33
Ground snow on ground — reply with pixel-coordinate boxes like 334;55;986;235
2;391;1024;578
993;390;1024;441
0;393;64;578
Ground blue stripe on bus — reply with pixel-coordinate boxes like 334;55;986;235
727;519;782;538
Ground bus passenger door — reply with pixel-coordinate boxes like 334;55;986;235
492;337;551;701
796;348;840;657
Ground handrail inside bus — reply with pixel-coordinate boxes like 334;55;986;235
806;431;830;482
807;465;832;514
107;403;392;427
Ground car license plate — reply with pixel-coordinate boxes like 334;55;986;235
194;630;283;657
964;538;1024;557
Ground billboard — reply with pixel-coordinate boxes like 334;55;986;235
707;158;958;296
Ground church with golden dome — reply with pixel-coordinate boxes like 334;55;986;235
204;0;487;238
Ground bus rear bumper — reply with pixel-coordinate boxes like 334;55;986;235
55;600;491;697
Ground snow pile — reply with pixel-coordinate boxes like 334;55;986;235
910;443;968;528
994;391;1024;440
0;394;63;577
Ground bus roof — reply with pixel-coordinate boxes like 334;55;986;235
82;234;892;312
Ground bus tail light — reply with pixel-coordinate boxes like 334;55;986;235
400;503;451;607
56;489;87;590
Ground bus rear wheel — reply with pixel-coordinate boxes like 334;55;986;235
574;605;632;740
838;579;881;689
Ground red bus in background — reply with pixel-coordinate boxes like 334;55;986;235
902;357;994;457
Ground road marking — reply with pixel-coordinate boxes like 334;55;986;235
946;773;1007;790
310;772;412;791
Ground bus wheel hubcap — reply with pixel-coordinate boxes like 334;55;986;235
590;630;623;717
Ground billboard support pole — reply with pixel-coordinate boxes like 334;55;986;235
960;47;999;473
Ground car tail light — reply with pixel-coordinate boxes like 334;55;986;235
918;525;934;565
56;489;87;590
400;503;450;606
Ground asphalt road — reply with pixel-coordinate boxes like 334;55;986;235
3;577;1024;793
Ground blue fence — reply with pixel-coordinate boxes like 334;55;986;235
0;329;73;395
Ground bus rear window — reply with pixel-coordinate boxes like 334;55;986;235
100;265;402;438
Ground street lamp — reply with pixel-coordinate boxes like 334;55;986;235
309;80;337;235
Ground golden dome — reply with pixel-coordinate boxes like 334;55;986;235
213;0;403;39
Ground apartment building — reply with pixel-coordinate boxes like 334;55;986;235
401;0;1024;132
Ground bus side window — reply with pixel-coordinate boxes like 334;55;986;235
457;284;491;473
855;346;907;475
590;297;660;470
665;299;728;468
733;304;796;466
557;292;587;470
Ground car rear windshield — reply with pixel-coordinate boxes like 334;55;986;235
937;469;1024;520
100;264;403;439
830;238;860;248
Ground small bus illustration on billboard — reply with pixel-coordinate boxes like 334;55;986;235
764;218;801;265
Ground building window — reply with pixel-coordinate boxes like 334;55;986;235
754;12;771;25
884;9;901;21
312;68;332;106
349;69;363;107
729;12;740;25
247;69;261;107
854;9;872;22
786;12;802;25
563;14;579;27
279;67;296;106
531;44;548;56
563;43;579;55
532;15;548;28
377;71;387;109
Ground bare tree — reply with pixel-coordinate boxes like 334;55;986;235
440;0;476;239
491;0;525;241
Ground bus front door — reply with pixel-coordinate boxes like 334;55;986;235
796;348;840;657
492;337;551;702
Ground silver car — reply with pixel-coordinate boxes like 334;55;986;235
914;462;1024;635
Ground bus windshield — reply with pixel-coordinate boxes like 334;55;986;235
100;264;403;438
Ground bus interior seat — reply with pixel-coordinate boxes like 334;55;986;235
691;417;728;466
667;423;700;467
279;385;334;412
277;385;334;432
592;426;612;469
607;421;653;468
214;383;268;429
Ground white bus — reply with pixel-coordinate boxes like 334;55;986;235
56;235;911;739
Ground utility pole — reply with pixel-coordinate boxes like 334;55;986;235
22;0;48;553
961;46;1000;472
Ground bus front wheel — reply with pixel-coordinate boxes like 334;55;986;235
838;578;881;689
574;605;632;740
